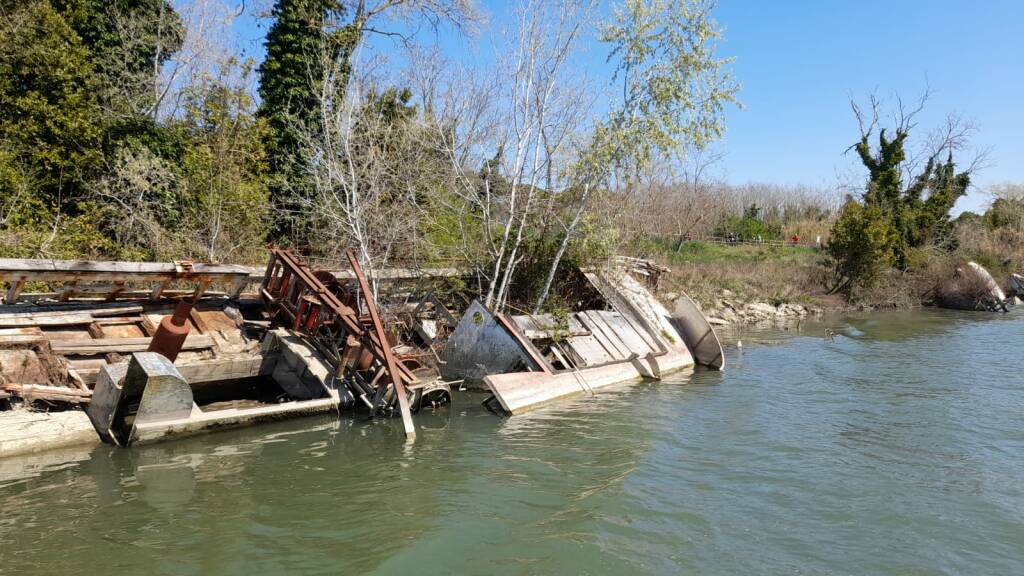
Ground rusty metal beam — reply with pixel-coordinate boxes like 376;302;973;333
346;249;415;440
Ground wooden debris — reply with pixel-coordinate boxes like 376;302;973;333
3;383;92;403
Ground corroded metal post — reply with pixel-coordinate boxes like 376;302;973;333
147;299;194;362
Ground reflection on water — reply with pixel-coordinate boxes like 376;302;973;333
1;309;1023;575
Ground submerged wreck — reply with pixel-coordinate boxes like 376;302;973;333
0;252;721;456
936;261;1021;312
443;259;722;414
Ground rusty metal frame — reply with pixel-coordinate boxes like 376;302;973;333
260;248;416;439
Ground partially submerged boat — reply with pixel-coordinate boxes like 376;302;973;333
442;259;723;415
0;252;722;454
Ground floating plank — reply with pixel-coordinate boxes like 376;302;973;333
49;335;214;355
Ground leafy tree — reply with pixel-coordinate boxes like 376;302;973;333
983;184;1024;231
850;126;970;266
177;61;270;262
534;0;740;311
53;0;183;117
0;0;104;207
713;204;781;241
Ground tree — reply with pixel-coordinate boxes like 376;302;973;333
0;0;104;208
259;0;477;242
533;0;740;312
830;93;976;293
828;199;898;293
53;0;184;121
983;183;1024;231
177;60;271;263
258;0;344;240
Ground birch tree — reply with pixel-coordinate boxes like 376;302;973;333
425;0;593;311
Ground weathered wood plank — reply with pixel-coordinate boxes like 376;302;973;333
0;302;142;318
4;279;25;304
0;313;95;328
49;335;214;355
8;290;231;303
0;258;252;283
3;383;93;403
0;334;46;345
0;301;141;314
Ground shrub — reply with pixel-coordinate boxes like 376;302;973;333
827;199;899;293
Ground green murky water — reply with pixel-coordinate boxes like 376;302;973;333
1;309;1023;575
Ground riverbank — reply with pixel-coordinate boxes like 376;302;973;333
651;241;841;325
648;238;1024;325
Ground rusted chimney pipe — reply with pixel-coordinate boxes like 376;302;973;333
147;299;194;362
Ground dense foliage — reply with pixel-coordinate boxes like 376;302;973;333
0;0;268;262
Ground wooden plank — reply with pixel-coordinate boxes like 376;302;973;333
96;323;146;338
189;309;210;334
586;311;635;358
0;258;252;284
86;322;105;339
4;383;93;403
39;329;92;340
0;327;43;336
564;334;616;366
10;290;231;303
49;335;214;355
58;281;77;301
193;310;237;333
596;311;655;357
0;313;95;328
576;312;626;360
0;334;46;345
0;303;142;319
150;279;169;300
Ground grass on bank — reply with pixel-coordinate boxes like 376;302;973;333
639;238;834;310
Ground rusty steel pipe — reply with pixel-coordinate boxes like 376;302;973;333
147;299;194;362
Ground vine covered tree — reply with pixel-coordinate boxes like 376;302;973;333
258;0;344;239
829;94;975;294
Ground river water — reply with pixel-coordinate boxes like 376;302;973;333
1;309;1022;575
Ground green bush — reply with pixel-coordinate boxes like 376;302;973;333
828;199;899;293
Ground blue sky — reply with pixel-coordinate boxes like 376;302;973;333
233;0;1022;213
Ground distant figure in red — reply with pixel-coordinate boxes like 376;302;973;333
685;232;693;242
791;234;800;244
